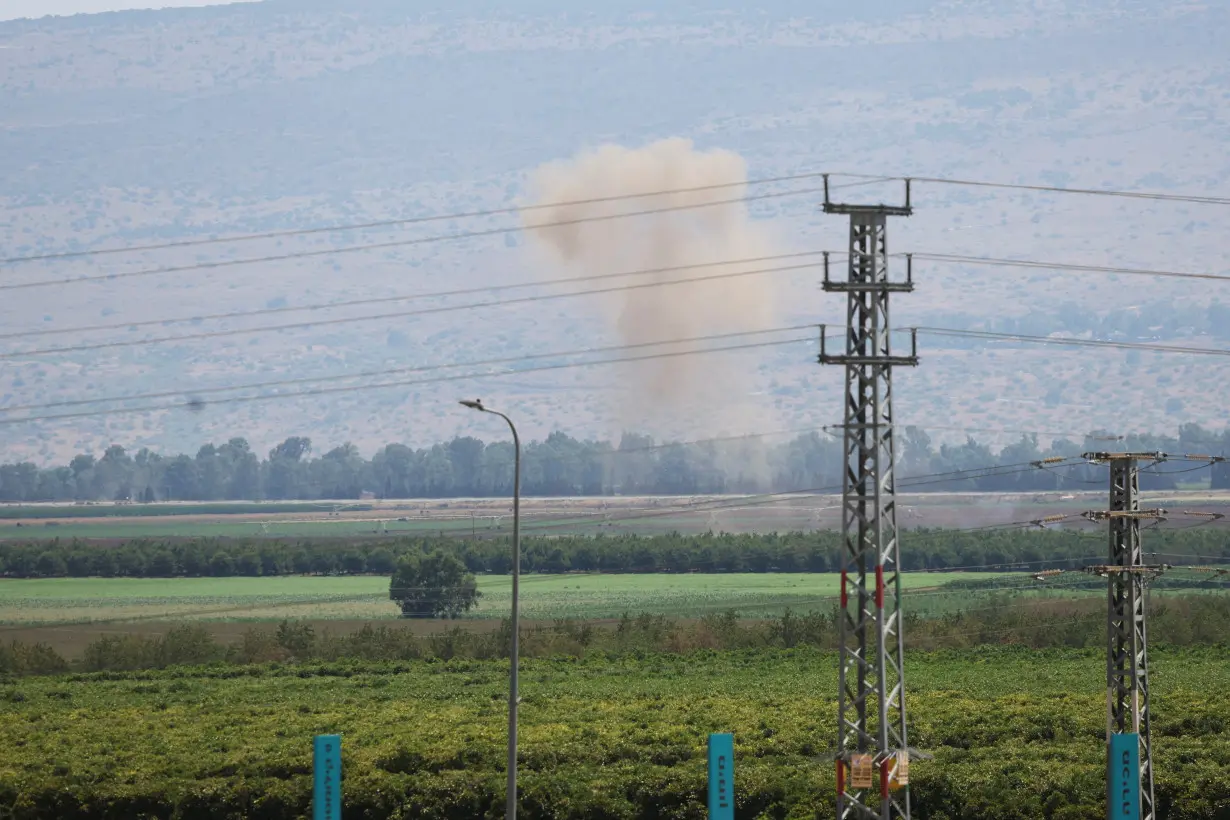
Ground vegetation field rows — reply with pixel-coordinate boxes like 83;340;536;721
1;648;1227;819
0;572;1048;626
0;527;1225;819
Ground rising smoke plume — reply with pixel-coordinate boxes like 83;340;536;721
520;138;785;439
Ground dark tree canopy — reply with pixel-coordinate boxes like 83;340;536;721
389;550;480;618
3;529;1226;582
1;424;1226;502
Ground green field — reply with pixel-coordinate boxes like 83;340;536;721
1;648;1226;819
0;572;1055;626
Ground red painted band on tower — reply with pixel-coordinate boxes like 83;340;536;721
875;565;884;609
880;759;890;800
840;569;848;608
837;760;845;796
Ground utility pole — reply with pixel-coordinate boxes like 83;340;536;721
459;399;522;820
819;176;919;820
1081;451;1168;820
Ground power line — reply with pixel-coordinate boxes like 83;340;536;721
498;496;1088;561
910;253;1230;284
914;327;1230;357
852;418;1125;444
10;247;1224;350
0;185;829;291
230;460;1091;546
0;333;815;426
0;260;823;360
509;460;1090;536
2;173;886;268
0;324;815;415
0;323;806;413
1140;463;1220;476
9;320;1229;425
893;422;1115;441
14;272;1230;362
838;172;1230;205
0;250;833;343
6;329;1226;433
6;169;1224;269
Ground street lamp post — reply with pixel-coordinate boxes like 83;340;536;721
459;399;521;820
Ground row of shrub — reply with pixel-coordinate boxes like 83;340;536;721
4;594;1227;677
3;527;1228;578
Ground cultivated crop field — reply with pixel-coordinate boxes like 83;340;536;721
0;648;1226;819
6;491;1228;541
0;571;1040;626
0;571;1118;660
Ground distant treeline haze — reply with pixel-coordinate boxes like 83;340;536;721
1;424;1228;502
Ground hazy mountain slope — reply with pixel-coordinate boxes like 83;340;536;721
0;0;1227;465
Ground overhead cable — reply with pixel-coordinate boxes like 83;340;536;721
0;260;824;359
0;185;829;290
3;173;884;267
0;250;834;342
838;172;1230;206
910;252;1230;284
914;327;1230;357
0;324;816;414
0;333;815;426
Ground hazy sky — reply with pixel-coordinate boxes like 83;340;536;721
0;0;254;21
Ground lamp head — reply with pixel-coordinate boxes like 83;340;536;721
459;399;485;411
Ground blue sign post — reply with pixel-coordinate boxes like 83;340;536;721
1108;733;1141;820
314;734;342;820
708;733;734;820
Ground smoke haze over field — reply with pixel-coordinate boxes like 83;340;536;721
4;1;1226;463
521;138;784;438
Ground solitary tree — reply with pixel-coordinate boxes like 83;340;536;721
389;551;480;618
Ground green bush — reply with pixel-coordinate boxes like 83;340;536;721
0;639;68;675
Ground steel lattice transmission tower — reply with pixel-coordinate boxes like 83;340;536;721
818;176;919;820
1082;452;1166;820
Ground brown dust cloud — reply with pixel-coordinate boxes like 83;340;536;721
519;138;790;452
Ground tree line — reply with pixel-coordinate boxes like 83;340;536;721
2;528;1226;579
1;423;1228;502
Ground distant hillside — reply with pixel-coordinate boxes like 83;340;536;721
1;0;1227;465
